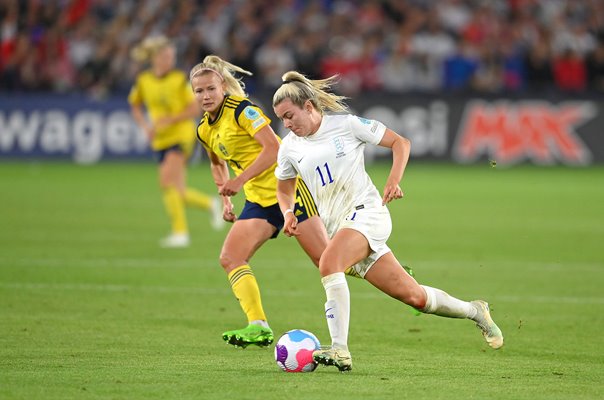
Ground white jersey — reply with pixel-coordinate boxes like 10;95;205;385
275;113;387;238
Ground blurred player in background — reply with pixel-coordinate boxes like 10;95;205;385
128;36;223;248
189;55;329;348
273;71;504;372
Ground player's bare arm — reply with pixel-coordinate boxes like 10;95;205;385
277;177;299;237
220;125;280;196
208;149;236;222
378;128;411;205
130;103;155;140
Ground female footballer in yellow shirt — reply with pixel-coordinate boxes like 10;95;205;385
190;55;329;347
128;36;222;248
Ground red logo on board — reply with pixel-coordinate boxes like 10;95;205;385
454;101;595;165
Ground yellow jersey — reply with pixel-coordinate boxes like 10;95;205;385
128;69;196;151
196;95;277;207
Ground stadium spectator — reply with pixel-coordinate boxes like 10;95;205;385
501;41;525;91
39;25;76;92
290;29;325;80
358;31;385;91
552;48;587;91
443;38;479;90
410;11;456;91
0;31;33;90
254;28;297;90
380;34;416;92
524;33;554;92
128;35;222;248
319;34;364;96
66;14;97;72
586;36;604;92
472;41;504;92
78;39;113;99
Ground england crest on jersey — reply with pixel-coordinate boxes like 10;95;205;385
332;136;346;158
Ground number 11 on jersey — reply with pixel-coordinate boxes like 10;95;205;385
315;163;334;186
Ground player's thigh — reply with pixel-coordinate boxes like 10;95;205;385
364;252;425;306
319;228;371;276
295;215;329;268
220;218;276;272
159;150;186;189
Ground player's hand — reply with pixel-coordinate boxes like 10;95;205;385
283;213;299;237
382;183;403;205
155;116;173;131
219;178;243;197
144;125;156;140
223;200;237;223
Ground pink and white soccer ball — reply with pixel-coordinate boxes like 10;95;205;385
274;329;321;372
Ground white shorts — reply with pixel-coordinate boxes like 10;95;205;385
339;205;392;278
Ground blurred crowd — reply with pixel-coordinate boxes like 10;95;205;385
2;0;604;98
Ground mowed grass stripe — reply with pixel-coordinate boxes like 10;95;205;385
1;257;601;270
2;282;604;305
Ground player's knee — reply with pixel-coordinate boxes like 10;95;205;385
159;178;175;191
219;252;237;271
318;253;346;276
404;287;427;310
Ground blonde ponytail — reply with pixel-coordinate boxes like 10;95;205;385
130;35;172;63
273;71;348;113
189;55;252;97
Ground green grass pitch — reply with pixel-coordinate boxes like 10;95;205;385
1;161;603;399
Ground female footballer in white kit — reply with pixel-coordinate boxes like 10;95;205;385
273;71;504;372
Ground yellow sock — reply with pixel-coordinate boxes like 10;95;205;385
184;187;212;210
162;187;187;234
228;265;267;322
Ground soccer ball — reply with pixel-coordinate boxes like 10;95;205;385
274;329;321;372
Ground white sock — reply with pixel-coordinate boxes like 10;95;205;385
250;319;269;329
321;272;350;351
420;285;477;319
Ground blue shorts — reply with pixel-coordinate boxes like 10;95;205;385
239;181;317;239
154;144;184;164
239;201;284;239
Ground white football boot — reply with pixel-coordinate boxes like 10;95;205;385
471;300;504;349
159;233;190;248
313;346;352;372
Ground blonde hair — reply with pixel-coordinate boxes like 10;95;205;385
272;71;348;113
130;35;172;63
189;55;252;97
